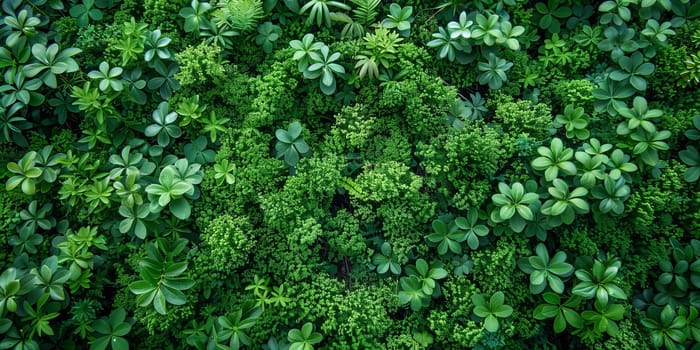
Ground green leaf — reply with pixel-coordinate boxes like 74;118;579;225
483;314;499;332
169;198;191;220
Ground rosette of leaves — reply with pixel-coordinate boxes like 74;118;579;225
184;136;216;164
212;303;262;349
592;79;635;116
213;158;236;186
176;95;207;127
0;71;44;108
354;27;402;80
581;139;612;163
87;61;124;92
288;322;323;350
381;3;413;37
31;256;70;301
534;293;583;333
147;61;180;100
255;22;281;54
145;102;182;147
9;226;43;255
452;255;474;276
144;30;173;63
6;150;42;195
581;300;625;337
304;45;345;95
426;26;470;63
455;208;489;250
426;218;467;255
518;243;574;294
2;7;41;47
531;138;577;182
490;181;540;233
572;257;627;306
575;151;606;189
399;259;447;311
641;305;693;350
641;18;675;44
605;149;637;181
535;0;572;33
614;96;663;136
108;145;152;180
180;0;213;35
290;34;324;72
590;175;630;215
471;13;504;46
609;51;654;91
445;99;472;129
22;43;81;89
128;238;195;315
90;308;132;350
472;291;514;332
680;146;700;183
114;173;146;211
598;0;633;26
0;267;34;317
555;104;589;140
652;239;700;308
628;128;671;167
372;242;401;275
477;53;513;89
497;21;525;51
145;162;196;220
406;259;448;296
540;179;589;226
0;95;29;145
70;0;104;27
597;26;639;61
19;200;55;234
275;121;311;167
118;204;150;239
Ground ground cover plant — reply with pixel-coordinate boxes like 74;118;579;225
0;0;699;349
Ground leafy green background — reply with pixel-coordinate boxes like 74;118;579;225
0;0;699;349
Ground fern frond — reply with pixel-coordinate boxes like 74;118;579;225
217;0;264;32
351;0;380;26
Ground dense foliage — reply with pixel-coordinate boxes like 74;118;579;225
0;0;699;349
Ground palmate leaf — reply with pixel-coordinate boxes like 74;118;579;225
275;122;310;166
472;291;513;332
398;275;428;311
534;293;583;333
90;308;132;350
180;0;212;33
426;219;466;255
